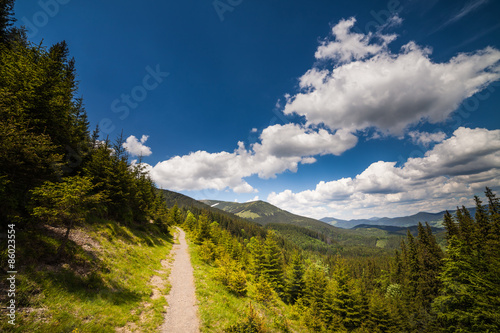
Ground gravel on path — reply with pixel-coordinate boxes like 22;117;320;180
159;228;200;333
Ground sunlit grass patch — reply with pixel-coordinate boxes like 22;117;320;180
1;220;173;333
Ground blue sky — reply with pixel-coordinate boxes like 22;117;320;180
15;0;500;219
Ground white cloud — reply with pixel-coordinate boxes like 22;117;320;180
408;131;446;146
251;128;258;133
123;135;152;157
145;124;357;193
315;17;396;63
254;123;358;159
268;127;500;220
247;196;259;202
284;18;500;135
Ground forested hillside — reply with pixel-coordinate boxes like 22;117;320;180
0;2;174;330
184;190;500;332
200;199;410;255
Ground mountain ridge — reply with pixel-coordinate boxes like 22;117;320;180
321;207;477;229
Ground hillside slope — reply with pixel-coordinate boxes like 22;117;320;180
199;199;402;251
201;199;328;226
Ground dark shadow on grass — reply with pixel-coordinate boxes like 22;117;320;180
87;217;174;247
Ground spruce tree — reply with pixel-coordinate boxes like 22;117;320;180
433;189;500;332
247;236;266;278
262;231;285;294
183;211;197;231
286;251;305;304
195;213;211;244
329;262;362;331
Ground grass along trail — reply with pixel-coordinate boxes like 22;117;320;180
159;227;200;332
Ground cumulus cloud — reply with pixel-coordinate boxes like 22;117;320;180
145;124;357;193
408;131;447;146
268;127;500;220
254;124;358;159
315;17;396;63
123;135;152;157
247;196;260;202
284;18;500;135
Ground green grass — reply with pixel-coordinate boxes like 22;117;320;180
1;220;173;332
236;211;261;219
375;238;388;248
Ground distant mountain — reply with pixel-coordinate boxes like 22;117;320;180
160;189;259;223
352;224;445;235
321;207;477;229
199;199;408;252
200;199;328;228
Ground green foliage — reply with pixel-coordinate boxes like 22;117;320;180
183;211;197;230
432;189;500;332
195;213;212;244
168;202;182;225
224;303;266;333
262;231;285;293
285;251;305;304
199;239;216;262
30;176;103;224
0;218;173;332
253;275;276;304
30;176;104;255
214;254;248;296
327;262;363;331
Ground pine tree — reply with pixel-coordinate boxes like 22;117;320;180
443;211;459;240
247;236;266;278
433;189;500;332
0;0;15;43
262;231;285;294
329;262;362;331
183;211;197;231
168;203;182;225
302;263;328;328
416;222;443;307
286;251;305;304
195;213;211;244
30;176;104;257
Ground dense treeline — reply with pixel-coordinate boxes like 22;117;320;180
182;189;500;332
0;0;170;255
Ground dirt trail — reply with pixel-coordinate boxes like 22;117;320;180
159;227;200;333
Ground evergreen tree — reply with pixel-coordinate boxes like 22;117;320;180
0;0;15;43
195;213;211;244
328;262;362;331
183;211;197;231
247;236;266;278
416;222;443;307
443;211;459;240
286;251;305;304
302;264;328;329
433;189;500;332
262;231;285;294
168;203;182;225
30;176;104;257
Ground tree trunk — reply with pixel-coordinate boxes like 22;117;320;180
56;220;73;259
